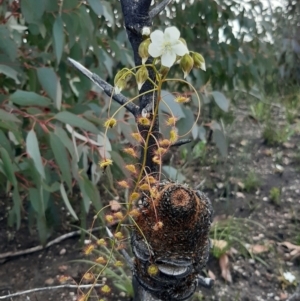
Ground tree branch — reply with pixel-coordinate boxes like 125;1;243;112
68;58;139;116
0;284;103;300
170;139;192;147
0;227;103;260
149;0;172;18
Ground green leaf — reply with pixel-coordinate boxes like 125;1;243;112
26;130;45;179
37;216;48;246
82;175;102;212
21;0;46;23
87;0;103;16
101;1;115;28
0;131;13;154
12;188;21;229
54;111;99;134
162;165;186;183
211;91;230;112
54;127;79;161
53;16;64;64
37;67;62;110
60;183;78;220
10;90;51;107
0;64;20;84
29;187;42;213
78;177;91;213
212;128;228;157
160;90;185;119
0;108;21;123
50;132;72;191
0;147;17;186
0;25;18;61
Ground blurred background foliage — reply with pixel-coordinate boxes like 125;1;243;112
0;0;298;243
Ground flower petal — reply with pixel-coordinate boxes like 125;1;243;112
172;41;188;56
161;51;176;67
148;43;163;58
150;30;164;44
164;26;180;41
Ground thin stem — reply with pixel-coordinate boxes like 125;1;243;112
0;284;103;300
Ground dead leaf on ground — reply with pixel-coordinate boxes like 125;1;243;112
109;199;121;211
236;192;245;199
208;270;216;280
219;253;232;283
211;239;228;251
278;241;300;260
247;244;270;254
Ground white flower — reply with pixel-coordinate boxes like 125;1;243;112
283;272;296;283
148;26;188;68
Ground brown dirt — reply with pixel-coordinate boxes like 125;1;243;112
0;104;300;301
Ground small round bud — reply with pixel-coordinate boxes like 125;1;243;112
138;39;151;64
191;52;206;71
142;26;151;36
135;65;149;90
180;53;194;78
147;264;159;276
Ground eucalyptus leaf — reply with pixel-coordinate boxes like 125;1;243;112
0;147;17;186
0;64;20;84
60;183;78;220
53;16;64;64
160;90;185;119
50;132;72;191
0;25;18;61
26;130;45;179
37;67;62;110
10;90;51;107
211;91;230;112
162;166;186;183
0;109;21;123
54;111;99;134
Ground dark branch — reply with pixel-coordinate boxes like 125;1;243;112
68;58;139;116
149;0;172;18
170;139;192;147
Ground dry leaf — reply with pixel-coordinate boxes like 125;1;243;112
278;241;300;260
109;199;121;211
211;239;228;251
248;244;269;254
208;270;216;280
236;192;245;199
219;253;232;283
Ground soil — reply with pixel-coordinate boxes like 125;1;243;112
0;103;300;301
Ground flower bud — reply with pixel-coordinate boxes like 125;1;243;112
142;26;151;36
114;78;126;94
135;65;149;90
180;53;194;78
192;52;206;71
159;66;170;77
114;69;129;94
138;38;151;64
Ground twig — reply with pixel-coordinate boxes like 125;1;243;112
0;227;102;260
68;58;139;116
149;0;172;18
286;284;300;301
0;284;103;300
170;139;191;147
106;227;133;270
